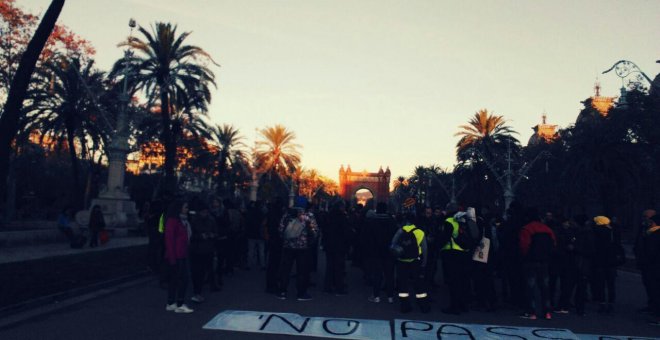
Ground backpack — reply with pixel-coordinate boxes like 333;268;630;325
395;227;420;260
453;219;477;251
527;233;554;262
284;218;305;240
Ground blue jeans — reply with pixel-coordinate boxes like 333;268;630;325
523;262;550;315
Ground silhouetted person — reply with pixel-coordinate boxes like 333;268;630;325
323;201;352;295
88;205;105;247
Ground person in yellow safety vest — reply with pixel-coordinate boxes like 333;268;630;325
439;203;472;315
390;213;430;313
158;213;166;233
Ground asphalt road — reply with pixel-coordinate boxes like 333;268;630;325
0;254;658;340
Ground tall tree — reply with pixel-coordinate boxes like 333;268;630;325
113;22;216;194
210;124;245;196
0;0;66;201
455;109;520;210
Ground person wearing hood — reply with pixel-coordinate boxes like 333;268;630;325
519;207;556;320
363;202;398;303
438;203;472;315
591;215;624;314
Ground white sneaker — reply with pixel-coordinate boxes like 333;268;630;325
166;303;177;311
368;296;381;303
191;295;205;303
174;304;194;313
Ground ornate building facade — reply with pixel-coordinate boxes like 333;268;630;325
338;165;390;204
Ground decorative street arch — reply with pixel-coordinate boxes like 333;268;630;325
338;165;390;203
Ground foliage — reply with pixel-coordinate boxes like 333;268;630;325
254;124;301;178
22;57;105;208
455;109;519;163
0;0;95;107
294;168;338;200
210;124;248;196
112;22;216;193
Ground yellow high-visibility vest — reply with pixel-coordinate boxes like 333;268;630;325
158;214;165;233
441;217;467;252
399;224;425;262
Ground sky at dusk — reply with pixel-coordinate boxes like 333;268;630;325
18;0;660;183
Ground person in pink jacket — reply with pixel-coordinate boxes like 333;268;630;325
164;200;194;313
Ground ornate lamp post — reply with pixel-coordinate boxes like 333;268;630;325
476;142;549;212
602;60;653;107
89;19;138;227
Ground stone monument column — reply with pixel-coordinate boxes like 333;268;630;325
87;19;138;227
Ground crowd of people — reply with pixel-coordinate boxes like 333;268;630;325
142;195;660;326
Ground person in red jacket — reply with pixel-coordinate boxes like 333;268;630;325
519;207;556;320
164;200;194;314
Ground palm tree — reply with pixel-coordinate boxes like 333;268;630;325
455;109;519;162
209;124;246;196
113;22;216;193
25;57;105;208
254;124;301;179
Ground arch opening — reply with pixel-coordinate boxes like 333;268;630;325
355;188;374;207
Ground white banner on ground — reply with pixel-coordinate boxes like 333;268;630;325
394;319;580;340
203;310;391;340
576;334;658;340
203;310;651;340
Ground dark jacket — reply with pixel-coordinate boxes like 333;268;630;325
519;221;556;260
593;225;625;267
323;210;353;253
245;206;266;240
191;213;217;253
554;225;576;265
642;226;660;268
266;206;284;245
592;225;624;267
363;212;398;259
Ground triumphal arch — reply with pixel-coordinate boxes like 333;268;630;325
338;165;390;203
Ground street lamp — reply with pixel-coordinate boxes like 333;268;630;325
602;60;653;107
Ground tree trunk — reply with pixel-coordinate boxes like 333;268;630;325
0;0;65;201
159;88;177;194
216;150;228;197
66;126;82;209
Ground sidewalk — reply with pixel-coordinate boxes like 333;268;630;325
0;236;148;265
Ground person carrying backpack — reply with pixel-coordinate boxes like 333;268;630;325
390;212;429;313
439;204;475;315
277;207;319;301
519;207;556;320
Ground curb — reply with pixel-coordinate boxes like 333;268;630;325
0;273;153;330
